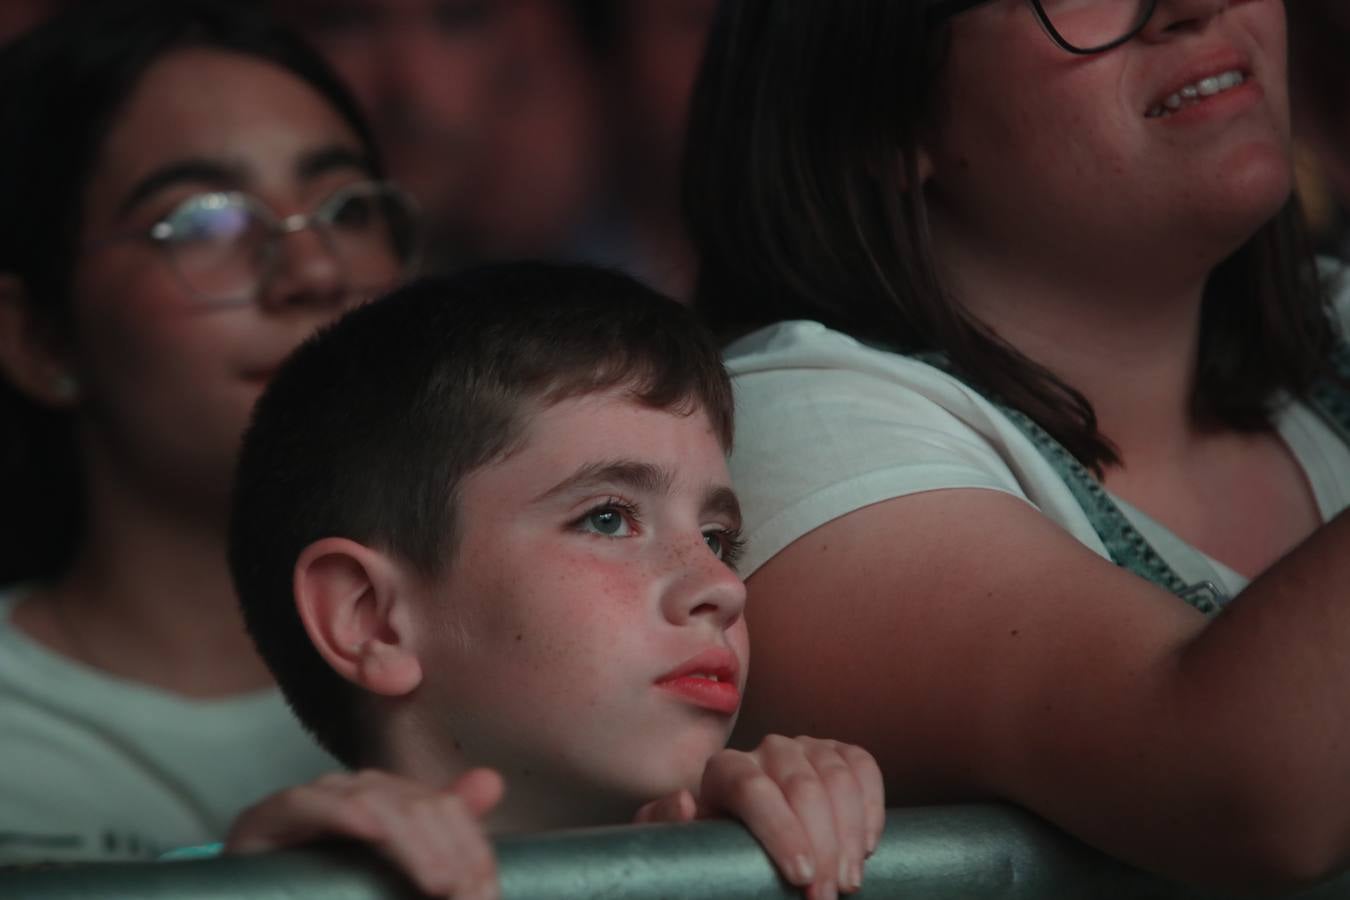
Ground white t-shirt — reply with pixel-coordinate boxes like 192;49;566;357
724;287;1350;599
0;590;338;863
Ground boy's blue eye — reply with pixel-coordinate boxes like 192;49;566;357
706;528;746;570
582;507;631;537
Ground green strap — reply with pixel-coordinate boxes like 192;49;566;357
1311;343;1350;446
911;348;1350;616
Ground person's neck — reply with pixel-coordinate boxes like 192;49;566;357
382;719;640;834
940;238;1212;474
482;772;636;834
22;458;272;697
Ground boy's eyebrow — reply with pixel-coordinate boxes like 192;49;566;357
534;460;676;503
704;486;743;529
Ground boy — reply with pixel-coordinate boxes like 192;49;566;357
226;264;883;899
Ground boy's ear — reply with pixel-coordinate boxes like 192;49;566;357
0;275;80;408
294;538;424;698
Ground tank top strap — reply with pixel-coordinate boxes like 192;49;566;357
909;344;1350;614
1309;342;1350;445
906;351;1259;616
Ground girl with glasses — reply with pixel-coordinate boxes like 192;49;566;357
687;0;1350;888
0;0;416;862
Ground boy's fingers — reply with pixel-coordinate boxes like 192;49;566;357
400;795;499;900
366;793;451;894
225;769;505;900
225;782;382;854
366;789;498;900
839;744;886;855
450;768;506;819
436;798;501;900
800;740;866;893
633;790;698;824
701;750;821;892
755;742;841;900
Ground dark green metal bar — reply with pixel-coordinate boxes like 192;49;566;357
5;805;1350;899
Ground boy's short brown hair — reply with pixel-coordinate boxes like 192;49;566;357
230;263;733;767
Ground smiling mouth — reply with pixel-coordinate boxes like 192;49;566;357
1145;70;1247;119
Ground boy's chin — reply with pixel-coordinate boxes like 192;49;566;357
574;762;705;820
629;766;713;811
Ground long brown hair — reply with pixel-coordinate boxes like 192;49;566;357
685;0;1337;473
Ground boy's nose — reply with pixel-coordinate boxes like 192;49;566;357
660;538;747;630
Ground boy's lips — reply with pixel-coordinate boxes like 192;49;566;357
655;647;741;715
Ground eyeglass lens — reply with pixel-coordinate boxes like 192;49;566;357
1035;0;1154;53
156;185;416;305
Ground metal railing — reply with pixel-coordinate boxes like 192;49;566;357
5;804;1350;899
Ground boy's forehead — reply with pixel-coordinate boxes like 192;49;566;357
491;390;730;490
527;389;720;445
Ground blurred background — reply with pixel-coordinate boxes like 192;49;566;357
1288;0;1350;262
263;0;720;299
4;0;1345;292
2;0;717;299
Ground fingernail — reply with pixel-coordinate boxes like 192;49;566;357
838;858;851;889
821;880;838;900
792;854;815;884
851;860;864;890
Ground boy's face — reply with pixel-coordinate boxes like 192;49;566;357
410;389;748;810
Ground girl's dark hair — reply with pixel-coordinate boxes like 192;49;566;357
0;0;382;584
685;0;1337;474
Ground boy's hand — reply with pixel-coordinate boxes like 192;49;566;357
634;736;884;900
226;768;504;900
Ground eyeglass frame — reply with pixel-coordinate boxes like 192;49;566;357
89;179;421;308
924;0;1160;55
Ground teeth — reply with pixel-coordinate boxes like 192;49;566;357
1146;70;1246;118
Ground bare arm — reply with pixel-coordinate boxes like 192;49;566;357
733;490;1350;889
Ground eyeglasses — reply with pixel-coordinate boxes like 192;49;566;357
108;181;420;308
926;0;1158;55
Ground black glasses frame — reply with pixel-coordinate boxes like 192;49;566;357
924;0;1159;55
